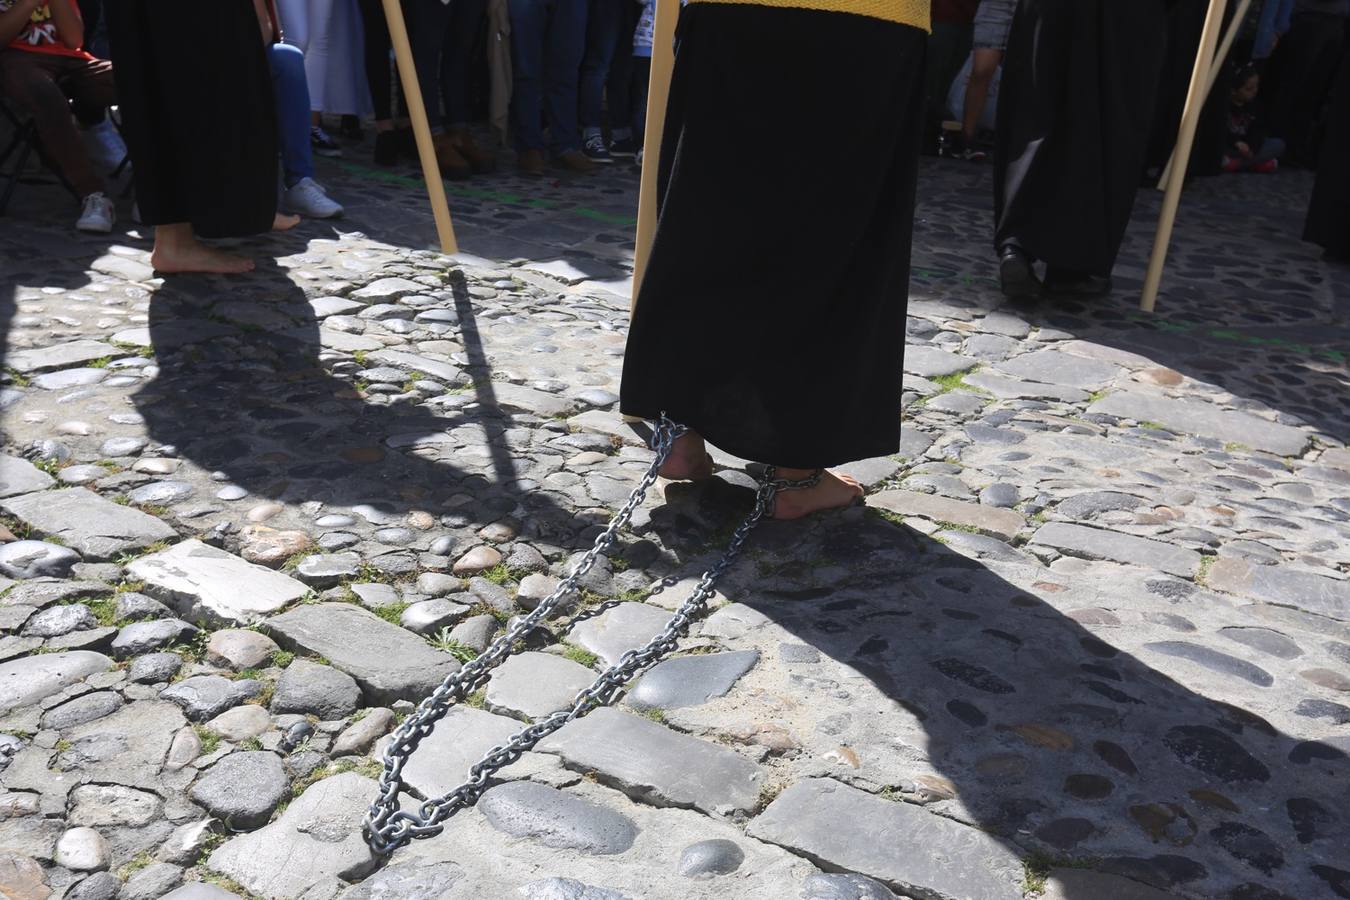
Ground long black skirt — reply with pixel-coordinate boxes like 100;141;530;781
993;0;1168;276
106;0;277;238
1305;51;1350;258
619;4;926;470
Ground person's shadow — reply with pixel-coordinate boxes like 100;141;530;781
636;481;1350;900
130;243;582;549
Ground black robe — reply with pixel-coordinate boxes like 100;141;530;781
106;0;277;238
620;3;926;469
993;0;1169;276
1305;51;1350;258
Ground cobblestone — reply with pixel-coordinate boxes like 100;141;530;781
0;140;1345;900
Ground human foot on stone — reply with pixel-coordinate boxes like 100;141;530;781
151;225;254;274
273;212;301;231
659;431;714;480
771;469;863;520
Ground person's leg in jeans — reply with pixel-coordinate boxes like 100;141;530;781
266;43;316;188
630;54;650;149
605;0;640;156
543;0;587;158
578;0;619;159
509;0;548;166
441;0;495;171
406;0;470;176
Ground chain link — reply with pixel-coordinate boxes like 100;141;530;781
363;419;821;854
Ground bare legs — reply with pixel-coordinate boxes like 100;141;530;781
961;47;1003;145
660;431;863;520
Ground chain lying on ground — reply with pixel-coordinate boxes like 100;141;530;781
363;417;822;855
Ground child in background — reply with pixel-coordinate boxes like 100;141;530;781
1224;65;1284;173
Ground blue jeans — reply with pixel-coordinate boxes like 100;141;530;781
509;0;588;154
578;0;620;129
267;43;315;187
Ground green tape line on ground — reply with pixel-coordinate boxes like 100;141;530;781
327;159;639;227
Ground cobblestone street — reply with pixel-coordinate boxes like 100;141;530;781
1;145;1348;900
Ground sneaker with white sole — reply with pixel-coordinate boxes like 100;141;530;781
311;127;343;158
76;192;115;233
582;132;613;164
282;177;344;219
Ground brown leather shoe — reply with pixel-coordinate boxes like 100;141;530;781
447;126;497;174
432;133;472;180
553;150;596;173
518;148;547;176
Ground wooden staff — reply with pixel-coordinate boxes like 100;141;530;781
631;0;679;311
382;0;458;254
1156;0;1253;190
1141;0;1229;313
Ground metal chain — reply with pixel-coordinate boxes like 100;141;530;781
363;418;822;855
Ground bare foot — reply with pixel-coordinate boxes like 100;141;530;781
658;432;714;480
273;212;301;231
150;242;254;274
771;470;864;520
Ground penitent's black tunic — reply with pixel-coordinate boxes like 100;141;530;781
1305;52;1350;259
619;3;926;470
106;0;277;238
993;0;1169;276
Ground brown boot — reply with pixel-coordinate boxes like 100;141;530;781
554;150;595;174
447;126;497;174
518;148;547;176
432;133;472;180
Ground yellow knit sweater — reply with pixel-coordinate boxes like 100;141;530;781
689;0;930;31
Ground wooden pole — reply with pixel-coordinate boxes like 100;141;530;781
382;0;458;254
1140;0;1229;313
1156;0;1252;190
630;0;679;312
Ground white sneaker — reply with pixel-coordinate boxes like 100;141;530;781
81;118;128;175
76;192;115;233
282;177;344;219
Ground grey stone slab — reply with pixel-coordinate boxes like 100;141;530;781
478;781;637;854
62;699;184;786
1;489;175;560
835;457;902;490
1039;869;1180;900
567;603;673;667
161;884;244;900
336;861;466;900
961;370;1092;403
536;707;763;817
1206;558;1350;620
209;772;379;899
903;346;977;378
518;877;631;900
127;540;309;625
8;339;120;374
266;602;461;704
1030;522;1201;577
487;652;595;721
997;348;1122;388
273;659;362;718
161;675;257;722
190;751;289;830
625;650;759;710
389;706;522;801
0;651;112;713
0;455;53;498
365;349;468;385
351;277;424;299
1089;392;1309;456
1057;491;1144;520
0;540;80;579
867;491;1024;540
747;779;1022;900
487;382;578;419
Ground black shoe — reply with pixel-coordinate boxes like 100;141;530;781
999;246;1039;301
609;136;638;159
582;132;614;164
1044;267;1112;297
374;130;399;166
310;126;343;158
396;128;417;159
340;114;363;140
